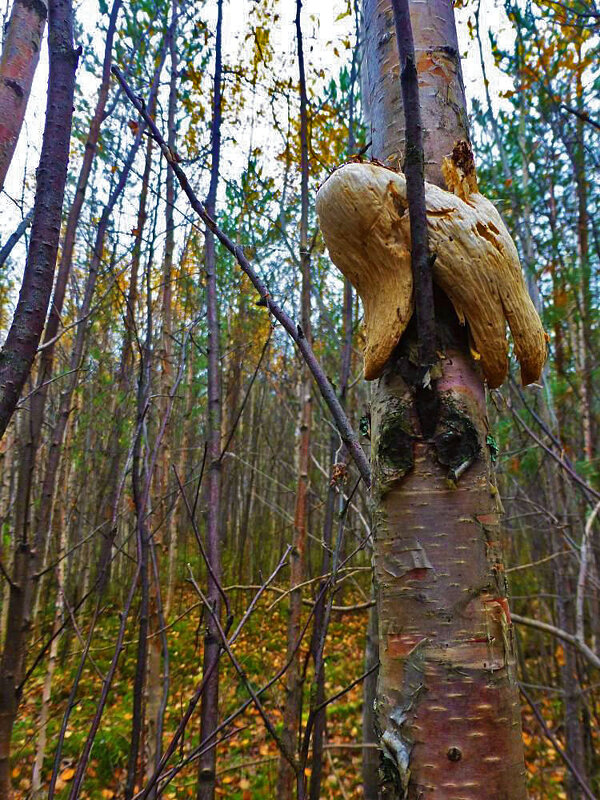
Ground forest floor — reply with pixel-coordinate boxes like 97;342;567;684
13;585;568;799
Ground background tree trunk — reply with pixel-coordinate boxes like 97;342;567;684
197;1;224;797
0;0;77;790
277;2;312;796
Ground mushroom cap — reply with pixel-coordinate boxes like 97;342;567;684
316;162;547;388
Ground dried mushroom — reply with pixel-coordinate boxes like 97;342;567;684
316;161;547;388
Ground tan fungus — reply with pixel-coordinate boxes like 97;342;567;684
315;161;547;388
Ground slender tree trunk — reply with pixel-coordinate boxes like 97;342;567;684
31;462;68;797
197;2;224;797
307;437;336;800
124;275;152;800
166;355;194;617
0;0;77;792
278;3;311;797
309;278;353;800
158;0;178;611
144;607;163;796
554;538;587;800
236;380;264;585
0;0;47;191
361;1;529;797
146;523;170;800
572;56;593;465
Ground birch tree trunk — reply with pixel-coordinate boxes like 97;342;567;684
362;1;528;797
0;0;47;191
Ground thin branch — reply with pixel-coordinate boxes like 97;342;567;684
520;684;597;800
111;65;371;488
506;550;571;573
390;0;436;371
313;662;379;717
512;613;600;670
187;567;298;771
560;103;600;132
0;209;33;267
576;501;600;647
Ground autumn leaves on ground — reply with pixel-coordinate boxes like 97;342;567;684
11;591;360;799
8;587;573;799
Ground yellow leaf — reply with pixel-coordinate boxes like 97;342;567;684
60;767;76;782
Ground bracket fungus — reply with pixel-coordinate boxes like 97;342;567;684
316;160;547;388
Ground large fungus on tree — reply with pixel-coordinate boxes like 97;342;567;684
316;160;547;388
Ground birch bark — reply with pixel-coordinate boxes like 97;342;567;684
362;1;529;796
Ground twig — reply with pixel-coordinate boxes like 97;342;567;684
313;662;379;716
173;464;231;629
390;0;436;371
0;557;16;588
187;566;298;770
560;103;600;132
520;684;597;800
506;550;571;573
265;567;370;611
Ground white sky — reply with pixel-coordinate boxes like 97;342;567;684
0;0;514;271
